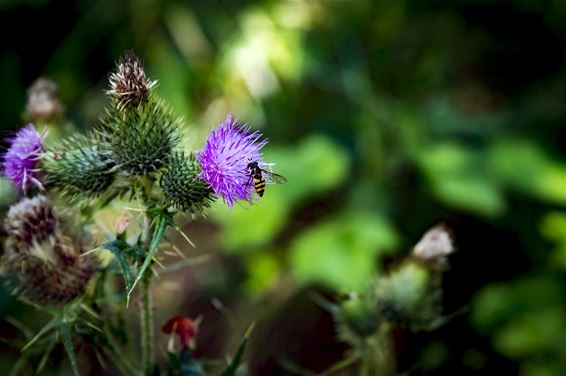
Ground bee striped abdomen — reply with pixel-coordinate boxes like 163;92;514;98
254;175;266;197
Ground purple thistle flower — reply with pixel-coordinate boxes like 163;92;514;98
2;124;45;192
198;114;267;208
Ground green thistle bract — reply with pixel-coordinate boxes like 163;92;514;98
103;97;179;176
43;134;116;200
160;152;215;214
375;263;442;331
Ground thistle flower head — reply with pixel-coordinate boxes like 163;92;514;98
102;98;180;176
412;224;455;270
25;77;62;123
160;152;215;214
1;195;96;306
107;51;156;109
42;134;116;201
198;114;268;207
2;124;45;192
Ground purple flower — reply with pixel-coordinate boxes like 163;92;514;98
2;124;45;191
198;114;267;208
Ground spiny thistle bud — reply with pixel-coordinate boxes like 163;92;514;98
159;152;215;214
412;224;455;270
101;98;180;176
0;196;96;306
42;134;116;200
25;77;63;123
107;51;157;110
337;292;381;344
375;263;442;332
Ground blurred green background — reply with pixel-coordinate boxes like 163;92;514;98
1;0;565;375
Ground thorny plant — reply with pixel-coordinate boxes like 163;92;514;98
0;52;456;376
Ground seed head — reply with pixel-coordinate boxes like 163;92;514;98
25;77;63;123
2;124;45;192
107;51;156;110
1;196;96;306
412;224;455;270
198;114;268;208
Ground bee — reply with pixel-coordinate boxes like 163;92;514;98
247;161;287;197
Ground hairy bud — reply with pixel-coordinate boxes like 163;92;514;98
25;78;63;123
160;152;215;214
375;263;442;331
102;98;179;176
42;135;116;200
337;292;381;344
107;51;157;110
0;196;96;306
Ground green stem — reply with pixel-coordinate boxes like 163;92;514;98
140;209;154;376
140;271;154;375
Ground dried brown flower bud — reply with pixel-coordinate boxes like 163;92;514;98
107;51;157;110
412;224;455;270
25;77;63;123
1;196;96;306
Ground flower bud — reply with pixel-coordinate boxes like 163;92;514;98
25;77;63;123
42;135;116;200
159;152;215;214
162;316;199;350
107;51;156;110
375;263;442;331
1;196;96;306
102;98;180;176
337;292;381;344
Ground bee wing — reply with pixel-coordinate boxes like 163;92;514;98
262;170;288;184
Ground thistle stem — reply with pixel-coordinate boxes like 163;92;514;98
140;270;154;375
140;207;155;375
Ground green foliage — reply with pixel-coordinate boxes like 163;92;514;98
472;275;566;374
290;212;398;291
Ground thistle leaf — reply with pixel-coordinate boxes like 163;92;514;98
100;240;134;294
219;323;254;376
60;321;81;376
128;213;167;302
21;317;58;352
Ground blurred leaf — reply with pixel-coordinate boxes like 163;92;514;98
213;135;349;252
419;143;505;217
488;140;566;205
60;321;80;376
540;212;566;270
290;212;398;291
244;252;280;297
219;324;253;376
494;306;566;358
